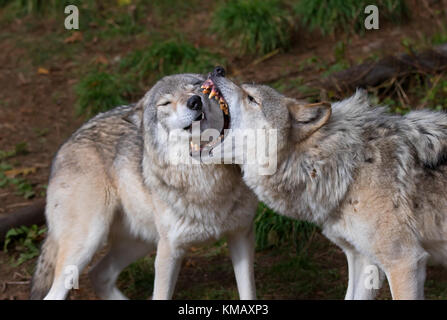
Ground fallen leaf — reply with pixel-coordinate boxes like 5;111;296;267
185;259;196;267
94;55;109;65
64;31;83;44
37;67;50;75
4;167;37;178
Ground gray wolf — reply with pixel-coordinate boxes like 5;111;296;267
206;68;447;299
30;73;257;300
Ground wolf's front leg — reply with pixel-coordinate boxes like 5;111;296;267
152;238;184;300
344;248;384;300
227;227;256;300
383;252;428;300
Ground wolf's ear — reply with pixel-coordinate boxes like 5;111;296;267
288;101;331;141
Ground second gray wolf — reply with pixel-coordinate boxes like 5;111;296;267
30;73;257;300
206;68;447;299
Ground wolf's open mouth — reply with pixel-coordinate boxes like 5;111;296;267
201;78;230;133
189;79;230;153
201;79;229;116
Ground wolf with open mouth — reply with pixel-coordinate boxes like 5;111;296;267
31;73;257;300
204;66;447;300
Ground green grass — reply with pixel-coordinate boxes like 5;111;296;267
426;278;447;300
94;7;145;39
3;224;46;266
0;0;147;40
0;142;28;161
0;162;36;199
294;0;407;35
75;70;133;117
118;256;155;300
0;143;41;199
420;76;447;111
0;0;94;16
147;0;200;21
430;25;447;46
211;0;292;55
373;74;447;115
120;38;222;83
76;38;222;117
15;31;83;67
255;203;318;253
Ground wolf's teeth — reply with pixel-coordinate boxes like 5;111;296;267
209;89;217;99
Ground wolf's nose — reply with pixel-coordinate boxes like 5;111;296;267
187;95;202;111
212;66;226;77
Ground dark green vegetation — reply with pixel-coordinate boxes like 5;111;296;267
294;0;407;35
3;225;46;266
255;203;317;252
75;70;132;117
0;0;91;16
0;143;41;199
0;0;415;117
211;0;292;55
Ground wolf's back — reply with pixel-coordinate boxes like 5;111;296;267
404;110;447;169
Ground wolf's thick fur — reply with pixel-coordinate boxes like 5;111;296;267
31;74;257;300
212;72;447;299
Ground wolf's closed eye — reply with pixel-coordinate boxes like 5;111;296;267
158;101;171;107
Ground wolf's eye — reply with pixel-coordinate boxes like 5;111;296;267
247;95;258;104
158;101;170;107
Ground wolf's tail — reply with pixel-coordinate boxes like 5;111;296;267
29;234;58;300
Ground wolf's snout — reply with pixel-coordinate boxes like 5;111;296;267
187;95;202;111
212;66;225;77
